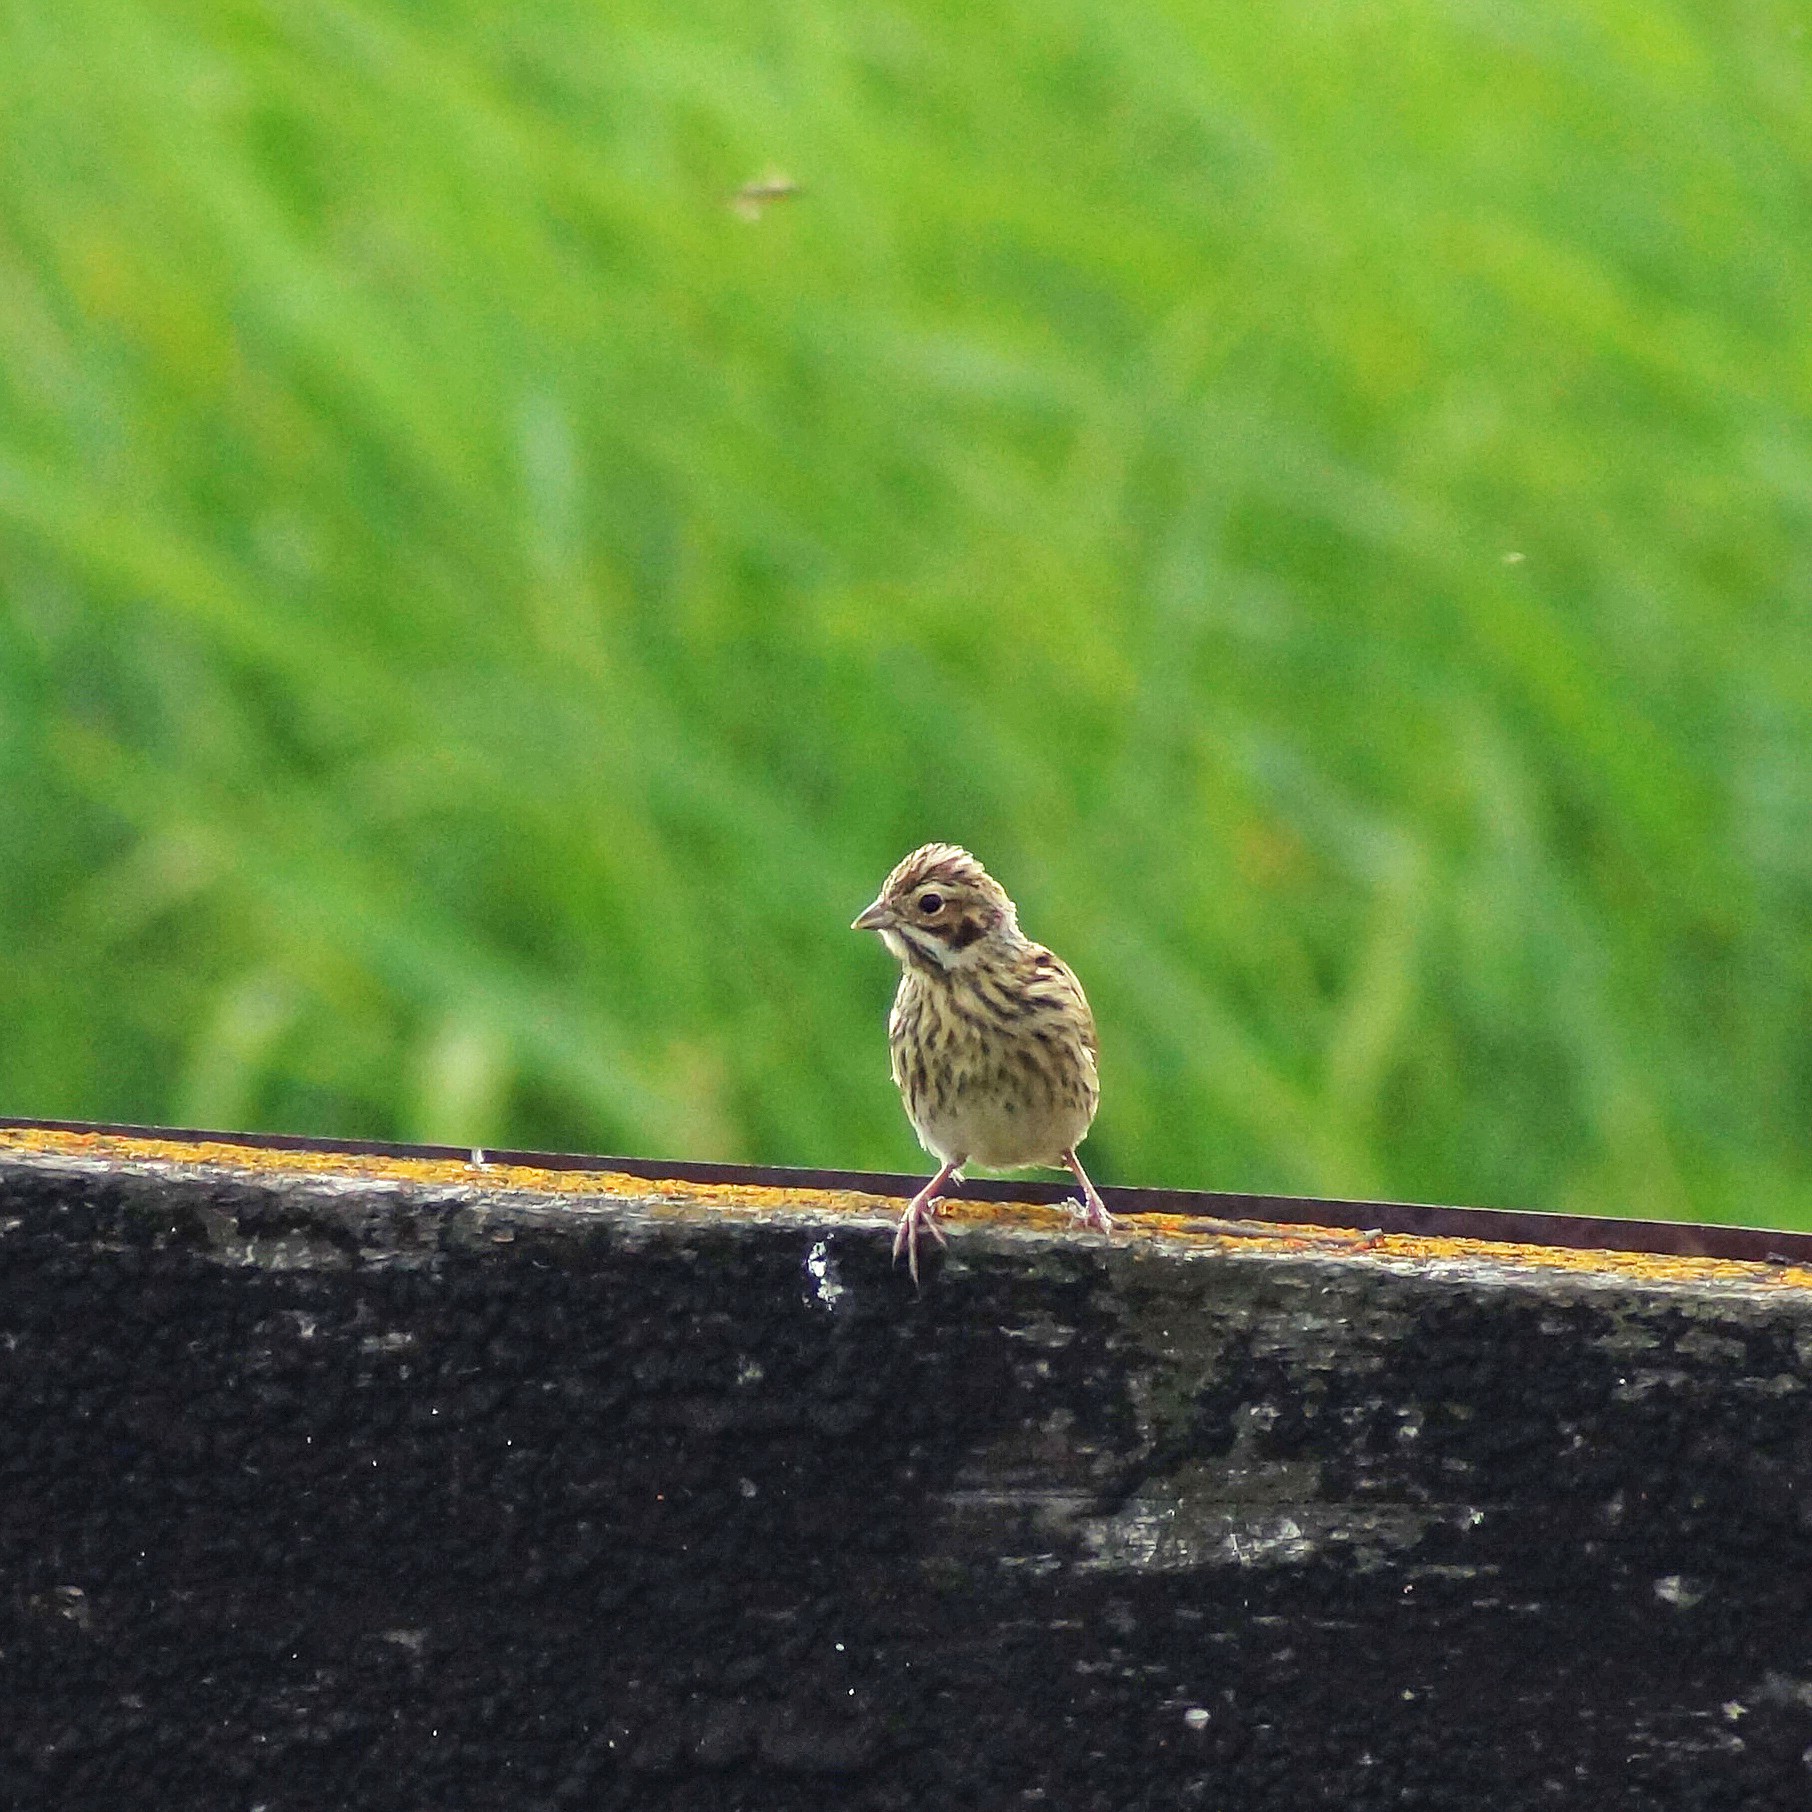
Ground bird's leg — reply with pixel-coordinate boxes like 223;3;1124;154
894;1159;961;1285
1062;1151;1114;1235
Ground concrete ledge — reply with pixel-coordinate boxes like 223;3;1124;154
4;1124;1812;1809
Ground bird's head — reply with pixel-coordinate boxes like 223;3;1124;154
852;843;1020;972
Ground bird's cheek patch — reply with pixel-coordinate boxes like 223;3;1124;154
943;916;987;951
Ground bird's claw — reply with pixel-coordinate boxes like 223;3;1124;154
893;1197;948;1285
1065;1195;1114;1236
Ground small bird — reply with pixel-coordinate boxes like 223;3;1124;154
852;844;1113;1281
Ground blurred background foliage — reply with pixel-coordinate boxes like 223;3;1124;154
2;0;1810;1223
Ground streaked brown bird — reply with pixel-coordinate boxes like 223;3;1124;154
852;843;1113;1281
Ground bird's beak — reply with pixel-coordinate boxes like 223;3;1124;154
851;897;892;933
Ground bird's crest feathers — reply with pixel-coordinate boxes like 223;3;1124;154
880;844;1010;913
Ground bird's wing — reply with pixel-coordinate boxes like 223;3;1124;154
1025;944;1099;1066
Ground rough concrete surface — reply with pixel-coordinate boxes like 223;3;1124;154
3;1139;1812;1810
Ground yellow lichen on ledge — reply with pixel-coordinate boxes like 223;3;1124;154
4;1122;1811;1297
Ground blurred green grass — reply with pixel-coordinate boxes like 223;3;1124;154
2;0;1810;1223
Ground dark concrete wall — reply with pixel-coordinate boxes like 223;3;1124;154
4;1149;1812;1810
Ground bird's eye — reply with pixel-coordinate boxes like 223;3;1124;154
917;891;944;915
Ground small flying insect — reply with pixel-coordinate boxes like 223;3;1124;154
730;172;804;221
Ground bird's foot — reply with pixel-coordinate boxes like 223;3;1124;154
892;1195;949;1286
1065;1193;1114;1236
1059;1151;1113;1238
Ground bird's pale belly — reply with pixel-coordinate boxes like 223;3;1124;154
908;1084;1093;1172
